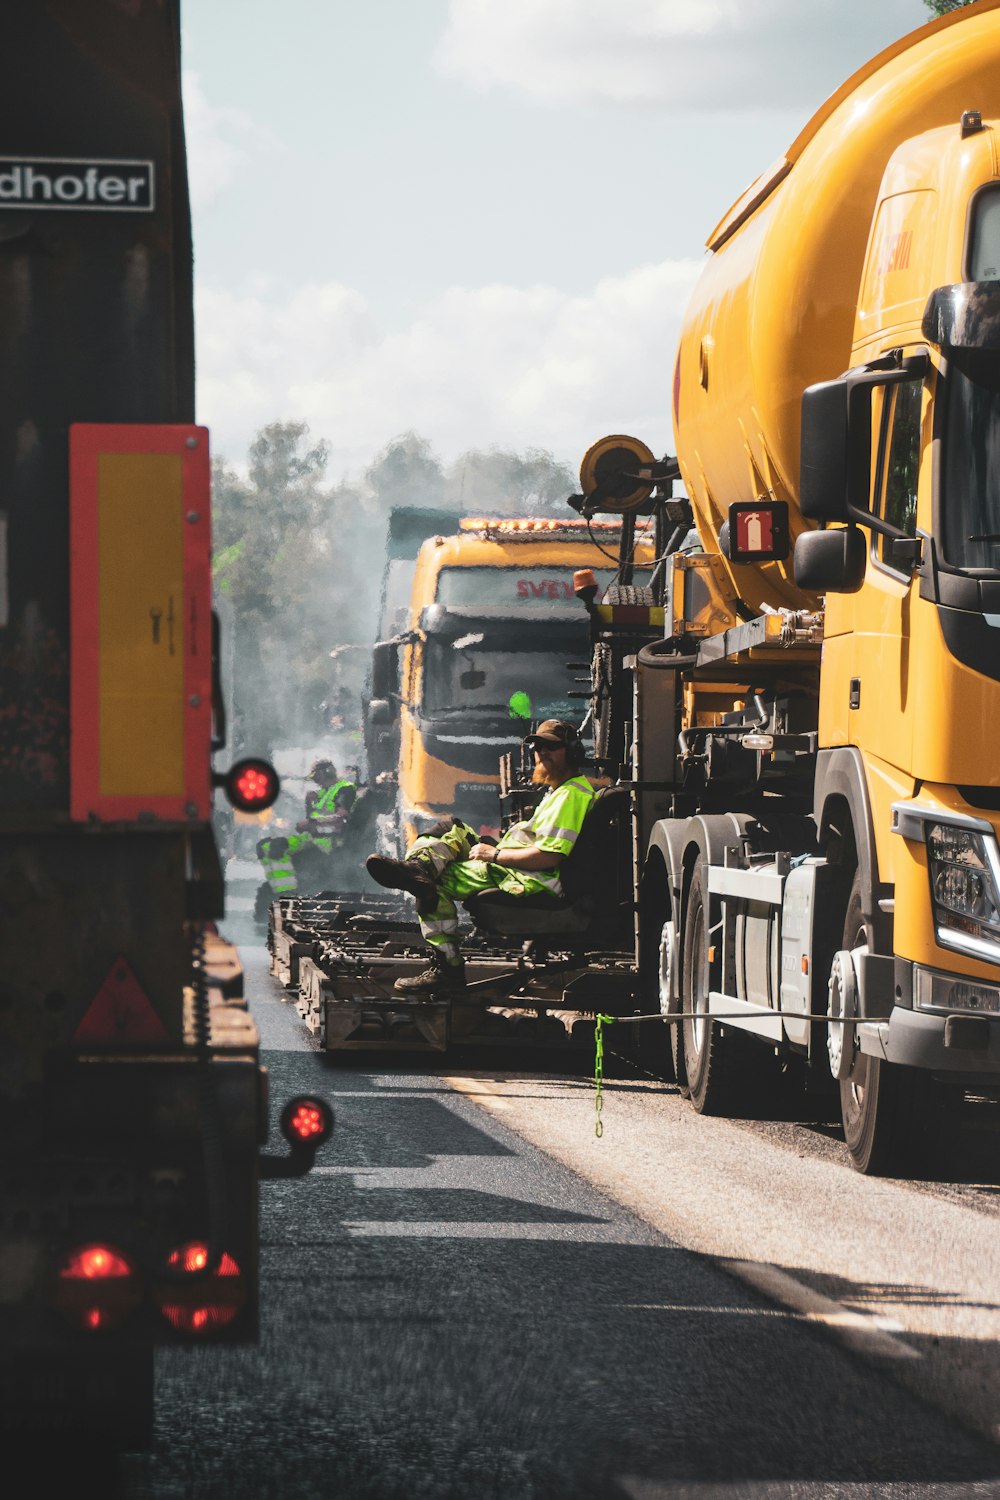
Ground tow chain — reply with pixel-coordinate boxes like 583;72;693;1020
593;1014;615;1137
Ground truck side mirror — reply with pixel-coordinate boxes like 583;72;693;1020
367;697;393;728
801;353;929;527
800;378;849;522
793;526;866;594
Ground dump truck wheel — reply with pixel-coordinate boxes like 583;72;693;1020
838;872;934;1175
681;868;742;1114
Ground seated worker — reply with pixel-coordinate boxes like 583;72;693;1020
365;719;595;995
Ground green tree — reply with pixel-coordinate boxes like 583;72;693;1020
213;422;337;754
923;1;977;14
364;431;445;511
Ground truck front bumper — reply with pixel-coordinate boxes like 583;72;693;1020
859;1008;1000;1074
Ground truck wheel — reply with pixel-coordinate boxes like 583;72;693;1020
838;872;932;1175
655;913;687;1093
681;868;741;1114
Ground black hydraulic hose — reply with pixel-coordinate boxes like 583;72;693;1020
678;694;768;757
646;522;690;602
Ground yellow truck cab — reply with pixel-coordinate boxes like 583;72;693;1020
391;518;640;848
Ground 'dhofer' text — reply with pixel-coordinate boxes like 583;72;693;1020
0;159;155;212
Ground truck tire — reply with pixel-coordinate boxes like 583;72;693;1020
838;872;934;1175
671;1014;689;1098
681;868;743;1114
638;872;678;1083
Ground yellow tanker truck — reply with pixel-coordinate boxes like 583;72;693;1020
580;0;1000;1172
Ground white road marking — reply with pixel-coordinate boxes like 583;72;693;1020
720;1258;919;1361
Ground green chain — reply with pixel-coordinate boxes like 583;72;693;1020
593;1013;615;1137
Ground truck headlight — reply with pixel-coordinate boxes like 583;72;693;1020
927;822;1000;960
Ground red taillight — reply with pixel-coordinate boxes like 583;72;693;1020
61;1244;133;1280
220;757;280;813
53;1243;140;1331
157;1242;244;1335
280;1094;334;1149
166;1242;240;1278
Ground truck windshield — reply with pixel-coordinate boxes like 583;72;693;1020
941;356;1000;570
422;638;587;720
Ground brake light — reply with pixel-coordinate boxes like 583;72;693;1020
61;1245;133;1280
54;1242;140;1331
158;1242;244;1335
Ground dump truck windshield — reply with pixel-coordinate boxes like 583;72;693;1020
422;639;586;720
942;358;1000;570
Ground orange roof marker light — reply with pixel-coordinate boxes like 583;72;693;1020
458;516;625;535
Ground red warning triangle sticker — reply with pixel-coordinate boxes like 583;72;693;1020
74;957;169;1043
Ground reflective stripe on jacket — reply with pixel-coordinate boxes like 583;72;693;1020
496;774;596;895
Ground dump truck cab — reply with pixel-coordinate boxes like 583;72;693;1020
391;519;635;849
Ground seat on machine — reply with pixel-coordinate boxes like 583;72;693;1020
465;785;629;940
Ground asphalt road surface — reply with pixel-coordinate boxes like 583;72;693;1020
121;938;1000;1500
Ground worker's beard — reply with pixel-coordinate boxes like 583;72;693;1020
532;761;560;788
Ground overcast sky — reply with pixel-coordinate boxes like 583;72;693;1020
181;0;932;478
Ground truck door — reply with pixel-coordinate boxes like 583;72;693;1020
822;355;926;781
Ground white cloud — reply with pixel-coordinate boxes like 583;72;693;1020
182;70;273;211
195;260;702;473
433;0;927;110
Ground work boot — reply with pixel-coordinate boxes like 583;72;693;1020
394;959;466;996
365;854;438;914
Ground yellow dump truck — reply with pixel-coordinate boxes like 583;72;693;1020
580;0;1000;1172
372;518;644;851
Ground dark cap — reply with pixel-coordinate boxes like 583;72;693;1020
524;719;581;751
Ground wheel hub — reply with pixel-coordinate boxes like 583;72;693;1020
827;947;861;1081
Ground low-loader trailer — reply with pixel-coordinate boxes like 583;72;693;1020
579;0;1000;1173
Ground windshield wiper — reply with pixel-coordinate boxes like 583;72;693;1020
967;533;1000;543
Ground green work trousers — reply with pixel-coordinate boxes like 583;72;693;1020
407;820;554;967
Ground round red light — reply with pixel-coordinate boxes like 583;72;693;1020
223;758;279;813
280;1094;333;1148
288;1104;324;1139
